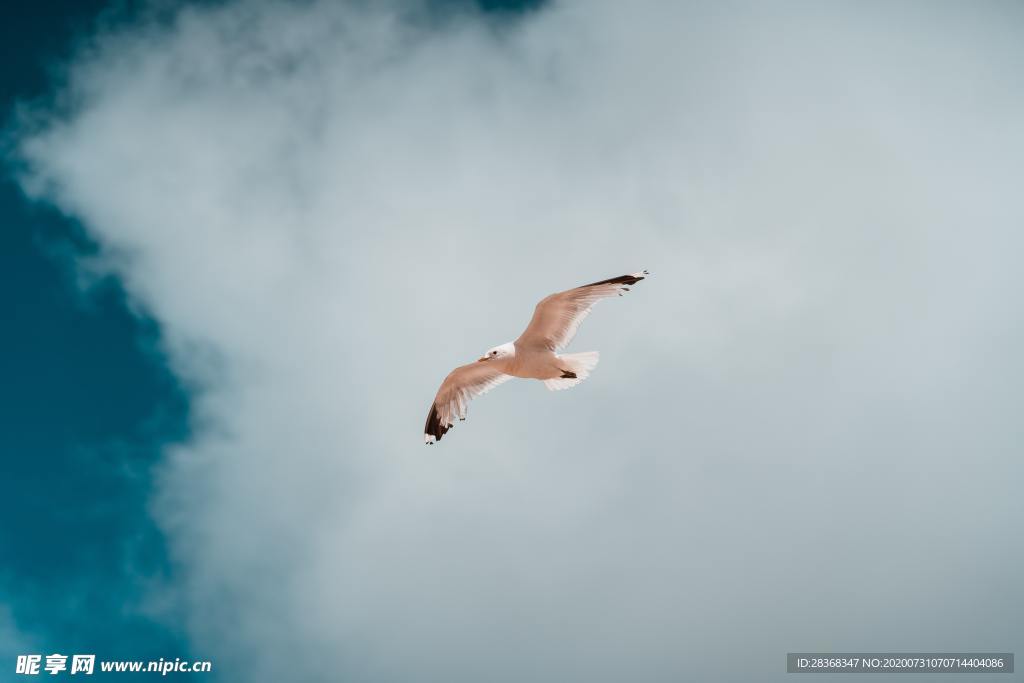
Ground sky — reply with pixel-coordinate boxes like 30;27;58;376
4;1;1024;681
1;0;191;671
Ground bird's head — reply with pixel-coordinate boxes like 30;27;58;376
478;342;514;362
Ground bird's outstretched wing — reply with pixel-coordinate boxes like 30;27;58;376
424;362;513;444
515;270;648;352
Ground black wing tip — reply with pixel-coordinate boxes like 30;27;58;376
424;404;452;444
583;270;648;288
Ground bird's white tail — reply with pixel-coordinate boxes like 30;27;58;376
544;351;600;391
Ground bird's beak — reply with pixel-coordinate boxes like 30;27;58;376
477;355;489;362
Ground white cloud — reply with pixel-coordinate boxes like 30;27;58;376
16;1;1024;680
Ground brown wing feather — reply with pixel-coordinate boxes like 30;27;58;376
424;362;512;444
515;270;647;351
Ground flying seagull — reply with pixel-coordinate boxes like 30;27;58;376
424;270;648;444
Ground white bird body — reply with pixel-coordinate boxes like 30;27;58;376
504;347;568;380
424;271;647;443
482;343;600;387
